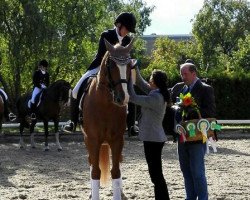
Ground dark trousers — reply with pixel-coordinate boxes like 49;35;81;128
127;103;136;129
143;141;170;200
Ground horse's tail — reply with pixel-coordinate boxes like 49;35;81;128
99;143;110;186
15;95;30;128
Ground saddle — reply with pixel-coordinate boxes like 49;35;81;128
28;90;44;108
77;76;96;120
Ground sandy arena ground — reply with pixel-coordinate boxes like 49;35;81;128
0;131;249;200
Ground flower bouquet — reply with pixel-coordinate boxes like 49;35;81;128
178;92;200;120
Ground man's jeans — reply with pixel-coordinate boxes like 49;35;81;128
178;141;208;200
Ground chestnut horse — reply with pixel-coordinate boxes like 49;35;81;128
81;39;133;200
16;80;71;151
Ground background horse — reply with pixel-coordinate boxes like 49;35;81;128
0;96;4;133
82;39;133;200
17;79;71;151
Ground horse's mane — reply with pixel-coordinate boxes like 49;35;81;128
100;51;110;71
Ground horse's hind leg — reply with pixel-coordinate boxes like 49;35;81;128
44;121;50;151
30;121;36;148
54;119;62;151
110;138;124;200
19;121;26;148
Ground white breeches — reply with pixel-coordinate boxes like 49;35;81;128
31;87;42;103
72;67;100;99
0;88;8;100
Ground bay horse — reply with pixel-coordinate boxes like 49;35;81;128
16;79;71;151
81;39;134;200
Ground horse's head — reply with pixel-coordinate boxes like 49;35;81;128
101;39;134;106
49;80;71;106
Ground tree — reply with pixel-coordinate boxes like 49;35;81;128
0;0;153;104
143;37;201;81
192;0;250;69
232;33;250;72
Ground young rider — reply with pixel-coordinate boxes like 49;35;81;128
64;12;137;132
29;59;50;120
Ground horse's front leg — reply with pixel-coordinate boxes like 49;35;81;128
30;120;37;148
87;139;102;200
44;120;49;151
110;136;124;200
54;119;62;151
19;120;26;148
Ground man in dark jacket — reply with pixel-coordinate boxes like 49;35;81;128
171;61;216;200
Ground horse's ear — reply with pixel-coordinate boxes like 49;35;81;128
125;38;134;53
104;39;115;53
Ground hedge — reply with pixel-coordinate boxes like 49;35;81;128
169;76;250;119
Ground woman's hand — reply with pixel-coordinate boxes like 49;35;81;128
131;59;141;69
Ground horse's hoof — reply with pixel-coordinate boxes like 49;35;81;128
58;148;62;152
44;148;50;151
31;146;36;149
19;146;24;149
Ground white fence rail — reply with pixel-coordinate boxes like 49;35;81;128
217;120;250;124
2;122;67;128
2;120;250;129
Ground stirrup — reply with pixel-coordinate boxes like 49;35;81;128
63;120;75;133
30;113;36;121
8;113;17;122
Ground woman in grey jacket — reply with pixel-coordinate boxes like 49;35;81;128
128;67;171;200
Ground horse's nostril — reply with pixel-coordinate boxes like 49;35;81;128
117;98;121;103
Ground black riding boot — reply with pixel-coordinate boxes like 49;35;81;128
3;98;16;122
64;97;79;132
30;102;37;121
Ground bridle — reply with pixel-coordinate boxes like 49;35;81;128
106;55;130;91
99;38;133;104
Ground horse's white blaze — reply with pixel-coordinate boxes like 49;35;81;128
117;64;129;104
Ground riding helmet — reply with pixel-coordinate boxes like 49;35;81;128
115;12;137;33
39;59;49;68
